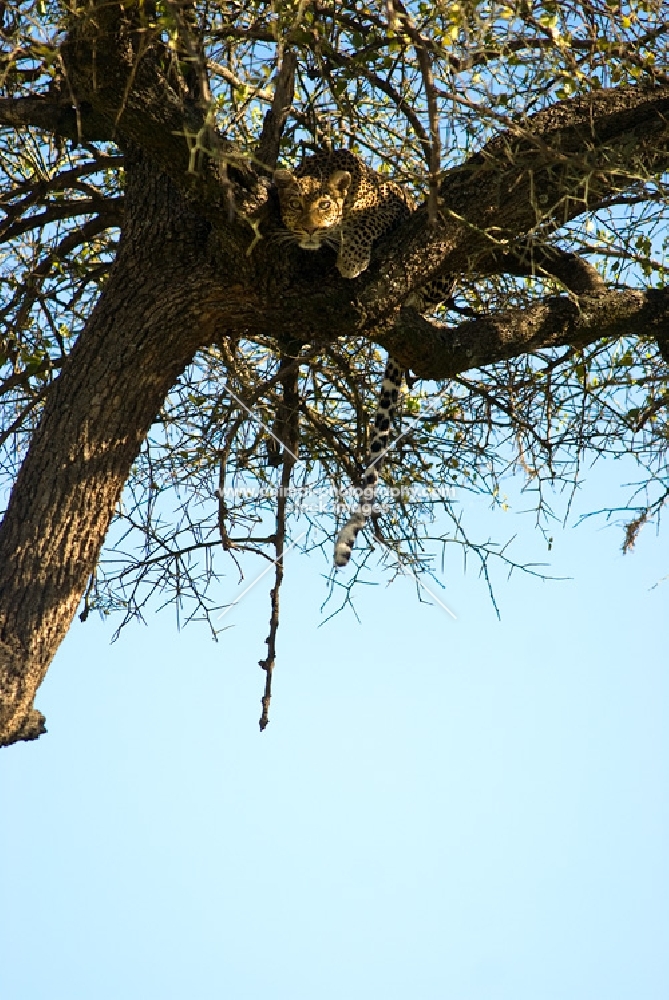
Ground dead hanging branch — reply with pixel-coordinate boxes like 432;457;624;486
258;349;301;732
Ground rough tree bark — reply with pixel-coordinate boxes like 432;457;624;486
2;3;669;745
0;154;227;744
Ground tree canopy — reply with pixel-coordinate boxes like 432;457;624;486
1;0;669;745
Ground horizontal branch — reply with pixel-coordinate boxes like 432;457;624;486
0;154;124;207
484;247;606;293
356;84;669;314
0;94;113;141
0;197;122;244
379;287;669;379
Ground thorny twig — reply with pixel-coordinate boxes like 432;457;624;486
258;348;300;731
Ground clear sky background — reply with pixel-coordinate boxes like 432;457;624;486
2;455;668;1000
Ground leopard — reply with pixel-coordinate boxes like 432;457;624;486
274;148;414;279
274;149;449;568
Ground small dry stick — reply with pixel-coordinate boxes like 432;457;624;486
258;353;300;730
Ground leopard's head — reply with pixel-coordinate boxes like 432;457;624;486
274;168;351;249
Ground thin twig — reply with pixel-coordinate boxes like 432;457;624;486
258;350;300;731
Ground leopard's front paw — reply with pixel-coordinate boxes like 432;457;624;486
336;254;371;279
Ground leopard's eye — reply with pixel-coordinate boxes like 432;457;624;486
318;198;332;210
288;196;302;209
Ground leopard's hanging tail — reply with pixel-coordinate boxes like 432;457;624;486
334;356;403;568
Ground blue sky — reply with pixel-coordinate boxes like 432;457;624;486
2;459;668;1000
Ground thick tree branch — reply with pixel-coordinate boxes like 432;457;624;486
379;287;669;379
496;248;606;294
0;93;113;140
355;84;669;313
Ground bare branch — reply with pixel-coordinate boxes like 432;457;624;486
256;49;297;171
258;351;300;732
0;198;122;244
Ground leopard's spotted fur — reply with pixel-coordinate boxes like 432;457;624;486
274;150;438;568
274;149;413;279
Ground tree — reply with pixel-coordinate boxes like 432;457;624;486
1;0;668;746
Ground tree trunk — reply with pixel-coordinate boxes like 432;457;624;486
0;154;221;746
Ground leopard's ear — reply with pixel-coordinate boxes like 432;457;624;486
329;170;352;197
273;169;295;187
